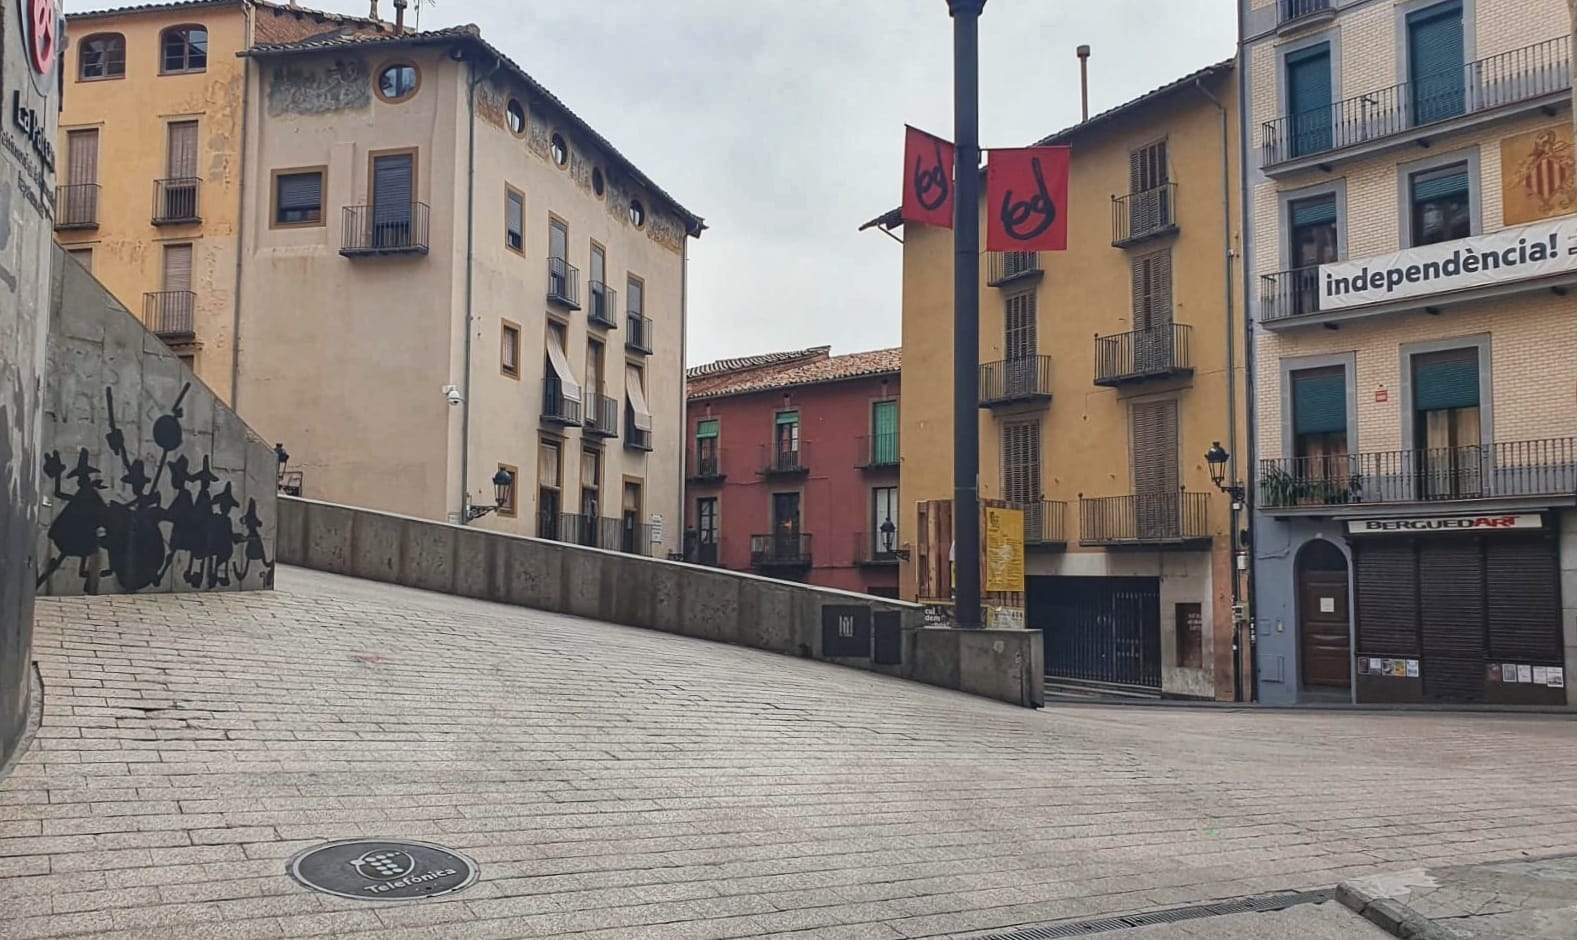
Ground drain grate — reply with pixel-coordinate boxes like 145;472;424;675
967;888;1335;939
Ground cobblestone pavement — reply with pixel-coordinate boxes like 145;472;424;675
2;567;1576;940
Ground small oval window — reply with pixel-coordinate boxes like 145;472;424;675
629;199;646;228
378;64;419;102
506;99;526;135
592;168;605;197
551;133;568;167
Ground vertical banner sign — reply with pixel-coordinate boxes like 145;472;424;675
902;125;956;228
986;146;1071;252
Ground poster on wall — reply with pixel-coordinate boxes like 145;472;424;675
983;507;1025;593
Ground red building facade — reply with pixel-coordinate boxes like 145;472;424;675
684;347;901;596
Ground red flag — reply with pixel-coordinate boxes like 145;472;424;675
986;146;1071;252
902;125;955;228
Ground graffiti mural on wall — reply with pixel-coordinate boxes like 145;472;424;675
36;384;274;593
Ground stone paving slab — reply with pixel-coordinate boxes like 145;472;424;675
2;566;1576;938
1338;853;1577;939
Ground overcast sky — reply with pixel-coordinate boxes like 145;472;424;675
76;0;1236;366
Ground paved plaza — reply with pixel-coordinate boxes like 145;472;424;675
2;567;1576;939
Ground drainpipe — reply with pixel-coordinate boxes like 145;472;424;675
230;2;256;410
677;236;689;559
458;50;503;523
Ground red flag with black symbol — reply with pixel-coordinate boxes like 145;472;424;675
902;125;956;228
986;146;1072;252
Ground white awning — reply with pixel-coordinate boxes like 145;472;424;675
626;366;653;432
545;331;582;402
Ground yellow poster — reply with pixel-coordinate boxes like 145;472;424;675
1501;124;1577;226
984;507;1025;593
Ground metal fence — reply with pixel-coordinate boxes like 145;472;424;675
1094;323;1192;385
143;290;196;339
980;355;1053;405
341;202;430;254
1111;183;1178;245
152;177;200;224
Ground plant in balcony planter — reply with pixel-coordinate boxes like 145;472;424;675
1259;465;1298;507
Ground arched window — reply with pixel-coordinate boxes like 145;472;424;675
161;25;208;74
79;33;126;80
506;99;526;135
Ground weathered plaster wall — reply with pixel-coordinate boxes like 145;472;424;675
36;249;277;597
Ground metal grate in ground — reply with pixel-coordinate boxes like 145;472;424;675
965;888;1337;939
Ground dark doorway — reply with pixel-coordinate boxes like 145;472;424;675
1297;539;1351;690
1027;576;1162;690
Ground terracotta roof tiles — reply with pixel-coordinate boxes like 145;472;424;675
688;347;901;400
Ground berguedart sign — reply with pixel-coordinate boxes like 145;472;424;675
1319;217;1577;310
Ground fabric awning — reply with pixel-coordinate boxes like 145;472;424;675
546;331;582;402
626;366;653;432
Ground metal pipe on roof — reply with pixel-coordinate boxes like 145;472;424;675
1077;45;1091;122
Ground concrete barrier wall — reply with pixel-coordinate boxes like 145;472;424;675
278;497;1043;708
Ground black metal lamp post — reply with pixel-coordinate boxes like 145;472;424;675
465;468;514;522
1204;441;1247;702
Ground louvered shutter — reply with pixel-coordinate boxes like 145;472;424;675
1418;537;1486;702
1409;2;1465;123
1486;536;1562;662
696;419;719;440
373;153;413;225
1413;349;1479;411
872;401;898;464
1292;368;1347;435
1289;195;1337;227
68;130;98;185
1353;539;1420;655
162;244;192;291
1001;421;1041;505
1287;44;1333;156
1131;401;1178;540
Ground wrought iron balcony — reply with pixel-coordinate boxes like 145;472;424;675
760;442;809;476
1013;500;1068;548
853;531;899;567
143;290;196;340
547;257;580;309
856;433;900;470
688;448;725;482
626;312;653;354
980;355;1053;407
541;377;582;427
583;392;619;438
750;533;813;569
1112;183;1178;247
587;282;618;329
1262;36;1571;170
1278;0;1334;29
341;203;430;256
1080;492;1210;546
625;408;653;452
152;177;200;224
55;184;100;229
987;251;1043;287
1258;439;1577;511
1094;323;1192;386
555;513;609;548
1259;266;1323;325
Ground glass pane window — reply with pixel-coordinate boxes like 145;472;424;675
1410;164;1471;246
275;171;323;224
162;27;207;73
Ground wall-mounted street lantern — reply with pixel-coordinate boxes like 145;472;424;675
1204;440;1249;703
1204;441;1245;503
464;468;514;522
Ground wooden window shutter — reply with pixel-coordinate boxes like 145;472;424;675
1005;291;1036;361
1001;420;1041;505
68;130;99;185
1131;400;1179;494
1154;249;1173;325
162;244;193;292
168;121;198;178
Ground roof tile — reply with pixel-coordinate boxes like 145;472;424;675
689;347;900;400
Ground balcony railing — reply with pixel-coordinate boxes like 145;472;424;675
980;355;1053;406
1112;183;1178;247
689;448;725;482
1279;0;1334;27
547;257;581;309
987;251;1042;287
853;531;899;566
588;282;618;329
1258;439;1577;510
1094;323;1193;386
583;392;619;438
152;177;201;224
55;184;100;229
143;291;195;340
1260;266;1324;324
760;442;810;476
341;202;430;256
541;377;583;426
556;513;610;549
857;433;900;470
1080;492;1210;546
687;537;722;567
1012;500;1068;547
1262;36;1572;167
626;312;653;354
750;533;813;569
625;409;653;452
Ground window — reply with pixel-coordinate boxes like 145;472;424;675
1410;163;1472;246
79;33;125;80
1286;43;1333;157
1412;348;1482;498
621;481;644;553
872;486;899;555
537;440;562;539
1128;140;1170;235
629;199;646;227
592;168;605;197
62;130;100;227
1130;139;1167;194
1408;2;1465;125
1288;194;1338;314
589;242;607;294
157;244;194;336
377;63;419;102
549;218;568;261
551;133;568;167
161;26;207;74
1005;291;1036;360
697;497;718;544
580;449;601;521
1001;420;1042;506
1175;603;1203;670
506;99;526;135
505;187;524;252
626;365;653;443
1131;400;1180;540
585;339;605;394
370;151;416;245
1291;366;1348;484
627;275;644;317
545;321;581;410
500;321;520;378
775;410;800;459
162;121;200;221
696;418;720;475
1131;249;1172;331
273;169;324;226
66;248;92;273
871;400;898;465
496;463;518;518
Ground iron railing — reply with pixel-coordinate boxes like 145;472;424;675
853;531;899;566
688;537;722;567
1262;36;1572;166
341;202;430;255
625;409;653;451
618;523;655;556
55;184;100;229
1258;438;1577;509
857;433;900;469
1112;183;1178;247
588;282;618;328
556;513;608;548
1012;500;1068;546
987;251;1042;286
980;355;1053;405
689;447;725;481
1279;0;1333;25
541;377;583;426
626;312;653;354
583;392;619;438
760;442;810;476
750;533;813;568
143;290;195;339
547;257;580;309
1260;266;1324;323
152;177;200;224
1094;323;1193;386
1079;492;1210;545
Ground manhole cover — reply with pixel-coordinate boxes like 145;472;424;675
288;839;479;902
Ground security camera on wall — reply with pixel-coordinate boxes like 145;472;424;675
443;385;463;406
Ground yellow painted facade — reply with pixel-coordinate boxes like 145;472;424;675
888;64;1247;699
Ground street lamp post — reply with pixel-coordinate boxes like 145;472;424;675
948;0;986;629
464;467;515;523
1205;442;1247;703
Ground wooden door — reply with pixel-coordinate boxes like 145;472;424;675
1297;540;1351;689
1130;400;1179;540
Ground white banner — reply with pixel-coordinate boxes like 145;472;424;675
1320;218;1577;310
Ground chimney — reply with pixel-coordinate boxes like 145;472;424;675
368;0;379;22
393;0;406;32
1076;45;1091;122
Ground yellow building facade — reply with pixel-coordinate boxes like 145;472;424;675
868;62;1247;700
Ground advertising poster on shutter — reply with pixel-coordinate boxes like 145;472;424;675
984;507;1025;593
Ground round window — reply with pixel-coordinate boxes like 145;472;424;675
506;99;526;135
629;199;645;228
550;133;568;167
378;64;419;102
592;168;605;197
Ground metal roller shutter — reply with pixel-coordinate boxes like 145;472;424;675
1486;535;1562;663
1353;539;1419;655
1418;537;1486;703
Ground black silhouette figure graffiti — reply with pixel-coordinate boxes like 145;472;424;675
233;498;275;588
202;481;240;589
912;139;950;213
998;156;1058;243
99;458;166;592
36;449;108;587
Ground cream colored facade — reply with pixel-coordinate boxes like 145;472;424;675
1244;0;1577;705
